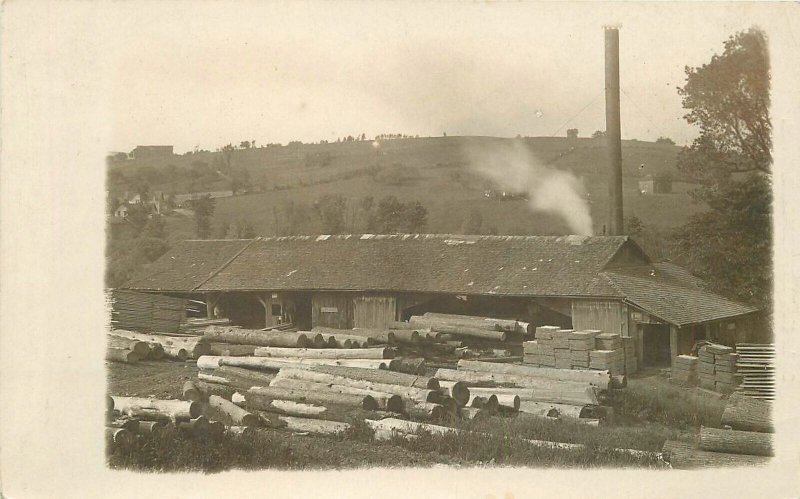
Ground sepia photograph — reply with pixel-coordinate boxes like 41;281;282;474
2;1;799;497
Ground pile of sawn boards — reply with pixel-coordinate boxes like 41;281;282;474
662;392;773;469
108;290;186;334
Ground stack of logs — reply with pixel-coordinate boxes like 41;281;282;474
662;393;773;469
106;329;211;363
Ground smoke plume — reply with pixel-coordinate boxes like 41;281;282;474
464;141;593;235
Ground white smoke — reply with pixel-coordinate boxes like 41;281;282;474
464;141;593;235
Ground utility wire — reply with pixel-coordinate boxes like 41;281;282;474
549;89;605;137
619;87;671;140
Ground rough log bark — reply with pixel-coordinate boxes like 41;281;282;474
662;440;771;469
225;425;255;438
698;426;773;456
457;359;610;387
390;330;420;344
310;328;373;347
162;345;189;361
351;328;398;345
208;395;258;426
108;418;139;433
209;343;258;356
279;415;351;435
422;313;524;333
253;347;395;359
265;378;403;412
406;402;446;421
436;381;471;407
390;357;426;375
248;385;381;411
112;396;201;420
182;380;201;402
105;427;133;449
198;372;231;385
147;342;165;360
111;329;210;358
306;365;439;390
214;366;276;388
275;368;439;404
517;401;594;419
106;348;140;363
468;394;499;411
429;324;507;342
203;325;312;348
178;416;210;436
251;398;328;417
138;420;165;435
721;393;773;433
199;355;389;371
434;368;598;403
108;336;150;357
195;380;236;401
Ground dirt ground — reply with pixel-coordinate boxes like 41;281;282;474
107;359;198;399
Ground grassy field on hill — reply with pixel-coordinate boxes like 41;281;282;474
109;136;702;243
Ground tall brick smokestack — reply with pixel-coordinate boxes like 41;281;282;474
604;26;623;236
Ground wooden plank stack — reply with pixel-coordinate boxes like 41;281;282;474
697;344;743;394
670;355;698;386
109;290;187;333
524;327;630;375
735;343;775;400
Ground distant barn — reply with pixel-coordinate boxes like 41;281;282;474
121;234;759;369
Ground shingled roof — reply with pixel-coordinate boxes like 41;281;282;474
123;234;759;326
124;234;634;297
603;262;759;327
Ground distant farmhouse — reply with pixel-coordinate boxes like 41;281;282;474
130;145;174;160
112;191;165;218
639;174;673;195
122;234;759;369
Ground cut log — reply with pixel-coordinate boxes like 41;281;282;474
198;372;231;385
459;407;492;421
225;425;255;438
105;427;133;450
178;416;210;436
213;365;276;388
111;329;210;358
253;346;395;359
209;343;258;356
457;359;610;387
275;368;439;404
698;426;773;456
268;377;406;412
350;328;398;345
147;342;165;359
208;395;258;426
247;385;382;411
112;396;201;420
106;395;115;412
517;402;560;418
721;393;773;432
468;394;499;411
195;380;237;401
162;345;189;361
436;381;471;407
391;330;421;344
305;365;439;390
430;324;507;342
108;336;150;357
106;348;140;363
182;381;201;402
203;325;312;348
406;402;446;421
278;416;351;435
138;420;165;435
256;398;328;417
197;355;223;370
390;357;426;375
434;369;598;404
199;355;389;371
662;440;771;469
108;418;139;433
518;401;595;419
495;394;521;411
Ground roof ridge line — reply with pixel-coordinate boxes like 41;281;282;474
191;238;260;292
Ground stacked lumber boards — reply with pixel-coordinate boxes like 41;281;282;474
662;392;773;468
109;329;210;361
524;326;632;375
735;343;775;400
108;290;186;333
697;344;743;394
670;355;699;387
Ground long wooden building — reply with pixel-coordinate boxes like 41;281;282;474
122;234;759;368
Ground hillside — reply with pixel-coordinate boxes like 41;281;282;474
108;136;700;240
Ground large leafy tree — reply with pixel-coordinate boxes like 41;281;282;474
673;28;771;310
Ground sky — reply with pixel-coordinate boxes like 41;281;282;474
104;3;781;153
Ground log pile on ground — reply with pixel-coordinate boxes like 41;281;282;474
106;329;210;362
662;392;773;469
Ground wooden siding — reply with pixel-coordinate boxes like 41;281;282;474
571;299;629;336
353;295;397;329
312;293;353;329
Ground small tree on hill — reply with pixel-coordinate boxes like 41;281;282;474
191;195;216;239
